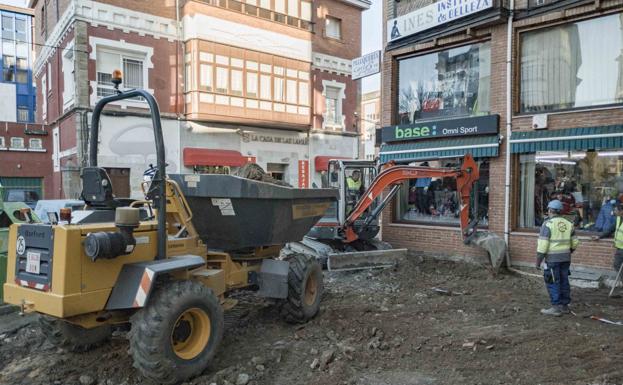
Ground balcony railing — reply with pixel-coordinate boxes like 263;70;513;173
197;0;314;32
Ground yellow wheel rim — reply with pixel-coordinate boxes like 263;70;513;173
304;272;318;307
171;307;211;360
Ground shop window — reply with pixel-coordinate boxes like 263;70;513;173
397;41;491;123
394;159;490;226
29;138;42;150
17;108;29;122
520;13;623;113
325;16;341;39
96;50;146;99
10;137;24;149
518;151;623;231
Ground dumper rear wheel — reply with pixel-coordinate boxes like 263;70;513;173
39;315;111;352
280;253;323;323
129;280;224;385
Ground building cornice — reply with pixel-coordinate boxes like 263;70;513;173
312;52;352;76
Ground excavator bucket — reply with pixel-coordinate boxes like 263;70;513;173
469;232;507;272
327;248;407;271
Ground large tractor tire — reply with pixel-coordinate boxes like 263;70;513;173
39;315;112;352
128;280;224;385
280;253;323;324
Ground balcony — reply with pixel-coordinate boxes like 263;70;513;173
196;0;314;32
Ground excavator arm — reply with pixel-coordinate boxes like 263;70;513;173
343;154;480;243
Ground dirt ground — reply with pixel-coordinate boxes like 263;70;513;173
2;256;623;385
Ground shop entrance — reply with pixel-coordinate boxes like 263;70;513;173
266;163;287;182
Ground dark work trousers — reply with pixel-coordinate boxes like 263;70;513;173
544;261;571;306
613;249;623;272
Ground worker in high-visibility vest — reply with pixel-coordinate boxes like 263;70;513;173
591;201;623;276
345;170;364;213
536;199;579;317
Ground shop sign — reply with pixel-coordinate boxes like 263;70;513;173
352;51;381;80
387;0;493;43
298;160;309;188
381;115;499;143
242;133;308;145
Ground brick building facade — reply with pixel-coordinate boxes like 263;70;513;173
31;0;368;197
380;0;623;277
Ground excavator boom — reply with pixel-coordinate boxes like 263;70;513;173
343;154;480;243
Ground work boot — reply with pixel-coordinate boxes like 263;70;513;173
540;306;563;316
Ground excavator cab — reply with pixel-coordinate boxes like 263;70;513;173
326;159;378;226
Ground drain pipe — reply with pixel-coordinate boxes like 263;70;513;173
503;0;514;269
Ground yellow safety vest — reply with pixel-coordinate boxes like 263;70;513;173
615;217;623;250
346;177;361;191
537;216;579;257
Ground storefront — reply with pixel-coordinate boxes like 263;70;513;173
381;0;623;275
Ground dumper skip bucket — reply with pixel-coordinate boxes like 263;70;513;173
169;174;338;252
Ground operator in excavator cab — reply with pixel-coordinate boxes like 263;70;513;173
346;169;365;213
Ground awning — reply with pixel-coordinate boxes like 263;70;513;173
183;148;250;167
510;125;623;154
379;135;500;164
314;156;351;171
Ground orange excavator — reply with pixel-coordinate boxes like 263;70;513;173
285;154;487;270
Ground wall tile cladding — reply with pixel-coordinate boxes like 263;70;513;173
380;0;623;271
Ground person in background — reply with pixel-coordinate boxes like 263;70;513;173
591;202;623;276
536;199;579;317
415;162;432;214
588;196;617;233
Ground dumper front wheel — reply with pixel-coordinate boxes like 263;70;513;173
280;253;323;323
39;315;111;352
129;280;224;385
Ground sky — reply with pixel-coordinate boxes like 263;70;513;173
361;0;382;94
0;0;27;7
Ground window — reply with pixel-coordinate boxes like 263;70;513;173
185;63;192;92
2;15;14;40
17;108;29;122
200;64;213;91
286;79;297;104
520;13;623;113
275;0;285;13
395;159;490;226
274;77;284;102
397;41;491;124
301;1;311;21
41;74;47;118
62;44;75;107
15;70;27;83
0;136;5;148
16;57;27;70
260;74;271;100
29;138;42;150
15;18;26;42
299;82;309;105
287;0;298;17
325;16;341;39
216;67;229;93
246;71;258;98
96;50;145;98
519;151;623;231
231;69;243;96
47;62;52;91
3;55;14;82
325;86;341;126
10;137;24;149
